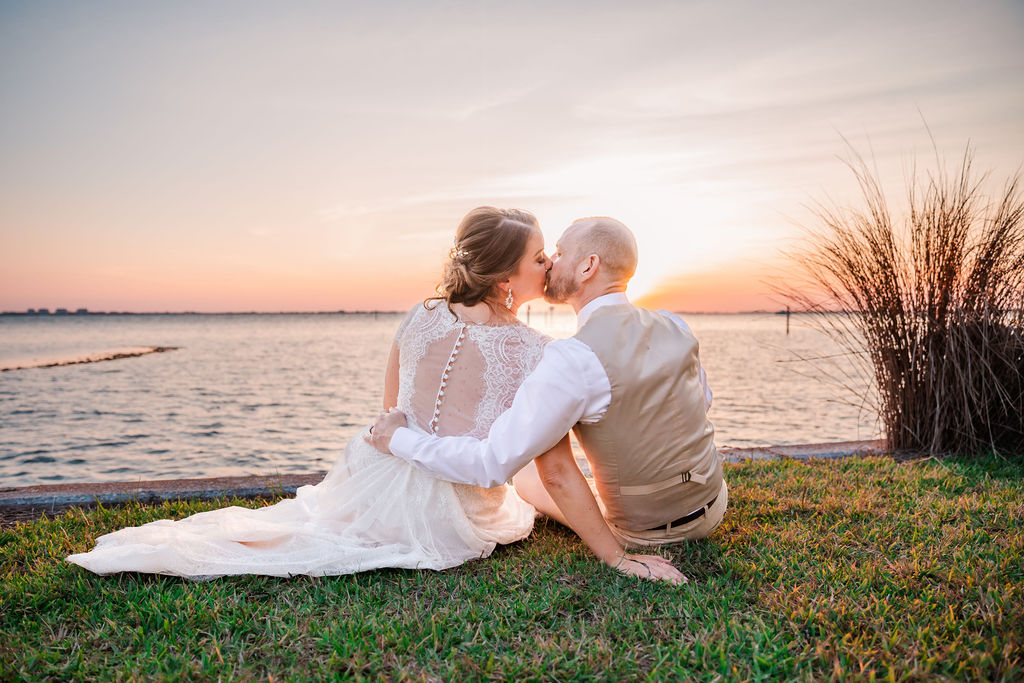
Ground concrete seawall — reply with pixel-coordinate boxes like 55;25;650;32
0;440;884;526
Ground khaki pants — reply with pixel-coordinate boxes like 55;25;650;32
607;479;728;548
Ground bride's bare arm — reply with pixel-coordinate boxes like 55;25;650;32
522;435;686;585
382;341;400;411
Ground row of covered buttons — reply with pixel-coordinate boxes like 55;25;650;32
430;325;467;434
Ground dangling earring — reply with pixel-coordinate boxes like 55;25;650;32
505;288;514;310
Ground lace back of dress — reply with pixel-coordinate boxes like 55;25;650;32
395;304;547;439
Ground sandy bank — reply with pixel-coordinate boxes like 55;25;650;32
0;346;180;372
0;440;884;526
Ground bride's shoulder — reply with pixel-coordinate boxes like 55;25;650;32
510;322;553;347
466;316;549;347
394;300;448;341
506;325;551;373
399;302;428;327
404;299;453;321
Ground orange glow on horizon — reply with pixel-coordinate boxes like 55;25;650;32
2;251;788;314
633;262;784;313
0;253;444;313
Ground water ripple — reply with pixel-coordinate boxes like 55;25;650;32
21;455;57;463
0;312;879;486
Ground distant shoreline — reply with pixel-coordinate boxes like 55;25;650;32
0;309;792;317
0;310;406;317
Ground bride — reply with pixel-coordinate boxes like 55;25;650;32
67;207;682;583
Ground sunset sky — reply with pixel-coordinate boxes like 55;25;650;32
2;1;1022;312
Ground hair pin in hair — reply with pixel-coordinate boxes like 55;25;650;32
450;246;470;260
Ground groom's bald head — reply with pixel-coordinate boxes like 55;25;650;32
567;217;638;282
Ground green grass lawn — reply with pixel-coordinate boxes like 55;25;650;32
2;455;1021;681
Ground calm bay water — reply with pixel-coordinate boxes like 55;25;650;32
0;311;879;486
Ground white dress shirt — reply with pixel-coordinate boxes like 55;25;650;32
389;293;712;488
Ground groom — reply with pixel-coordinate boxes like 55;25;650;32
369;217;727;547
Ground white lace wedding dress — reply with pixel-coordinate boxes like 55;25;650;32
67;303;548;579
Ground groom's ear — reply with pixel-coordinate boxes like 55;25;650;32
578;254;600;282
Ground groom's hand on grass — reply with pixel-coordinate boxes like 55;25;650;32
364;408;408;454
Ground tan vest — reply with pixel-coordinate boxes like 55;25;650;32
573;304;722;531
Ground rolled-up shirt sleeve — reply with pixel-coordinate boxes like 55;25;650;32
389;338;607;487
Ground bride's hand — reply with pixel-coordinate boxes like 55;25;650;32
611;553;688;585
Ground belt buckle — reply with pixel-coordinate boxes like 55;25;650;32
662;494;717;532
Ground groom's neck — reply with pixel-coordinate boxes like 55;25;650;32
570;284;628;314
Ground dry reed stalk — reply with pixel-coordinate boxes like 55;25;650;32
781;145;1024;456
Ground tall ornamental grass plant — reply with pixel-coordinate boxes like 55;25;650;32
785;146;1024;456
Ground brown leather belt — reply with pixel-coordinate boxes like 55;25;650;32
647;495;718;532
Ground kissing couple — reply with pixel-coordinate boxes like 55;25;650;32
69;207;727;586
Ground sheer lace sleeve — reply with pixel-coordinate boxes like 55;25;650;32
393;303;425;343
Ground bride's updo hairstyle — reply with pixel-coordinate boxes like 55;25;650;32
428;206;539;312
